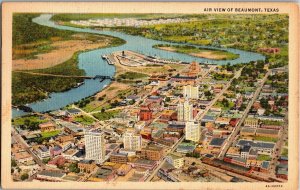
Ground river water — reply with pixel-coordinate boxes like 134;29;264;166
12;14;265;118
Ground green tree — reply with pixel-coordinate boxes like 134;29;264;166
204;91;212;97
11;159;17;167
69;163;80;173
20;173;29;181
42;158;51;164
24;119;30;127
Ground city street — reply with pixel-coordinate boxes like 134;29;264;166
11;127;46;169
218;69;271;159
146;135;186;182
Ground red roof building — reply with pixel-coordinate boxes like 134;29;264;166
139;104;153;121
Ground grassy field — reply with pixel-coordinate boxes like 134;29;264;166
12;115;48;126
261;120;284;126
153;44;239;60
117;72;148;80
82;104;104;113
41;130;61;138
257;154;272;161
254;136;278;143
74;115;95;125
281;148;288;157
214;100;235;111
211;72;234;81
93;110;120;121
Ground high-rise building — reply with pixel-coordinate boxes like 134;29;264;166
123;129;142;151
183;85;199;99
185;121;201;142
177;99;193;122
84;129;105;163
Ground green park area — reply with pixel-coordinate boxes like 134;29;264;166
214;98;235;111
261;120;284;126
12;115;49;131
153;44;239;60
254;136;278;143
257;155;272;161
281;148;288;157
211;72;234;81
12;115;48;126
41;130;61;138
117;72;148;83
93;110;121;121
74;115;96;125
81;104;104;113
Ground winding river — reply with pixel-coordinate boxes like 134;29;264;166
12;14;265;118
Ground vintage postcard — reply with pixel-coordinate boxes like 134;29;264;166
1;2;299;190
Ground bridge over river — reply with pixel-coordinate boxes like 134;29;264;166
14;71;114;80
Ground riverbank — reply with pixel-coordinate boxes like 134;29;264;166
13;34;121;71
153;44;239;60
12;52;85;106
12;14;126;106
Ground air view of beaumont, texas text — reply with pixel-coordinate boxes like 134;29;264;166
11;13;288;183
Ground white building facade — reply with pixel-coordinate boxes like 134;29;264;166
177;99;193;122
183;85;199;99
123;130;142;151
84;130;105;163
185;121;201;142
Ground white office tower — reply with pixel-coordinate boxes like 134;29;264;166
85;129;105;163
185;121;201;142
177;99;193;122
123;129;142;151
183;85;199;99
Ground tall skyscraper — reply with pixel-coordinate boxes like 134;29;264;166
177;99;193;122
85;129;105;163
183;85;199;99
123;129;142;151
185;121;201;142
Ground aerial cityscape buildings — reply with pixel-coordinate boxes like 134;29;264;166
9;13;290;184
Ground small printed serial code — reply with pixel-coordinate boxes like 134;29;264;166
266;184;283;188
